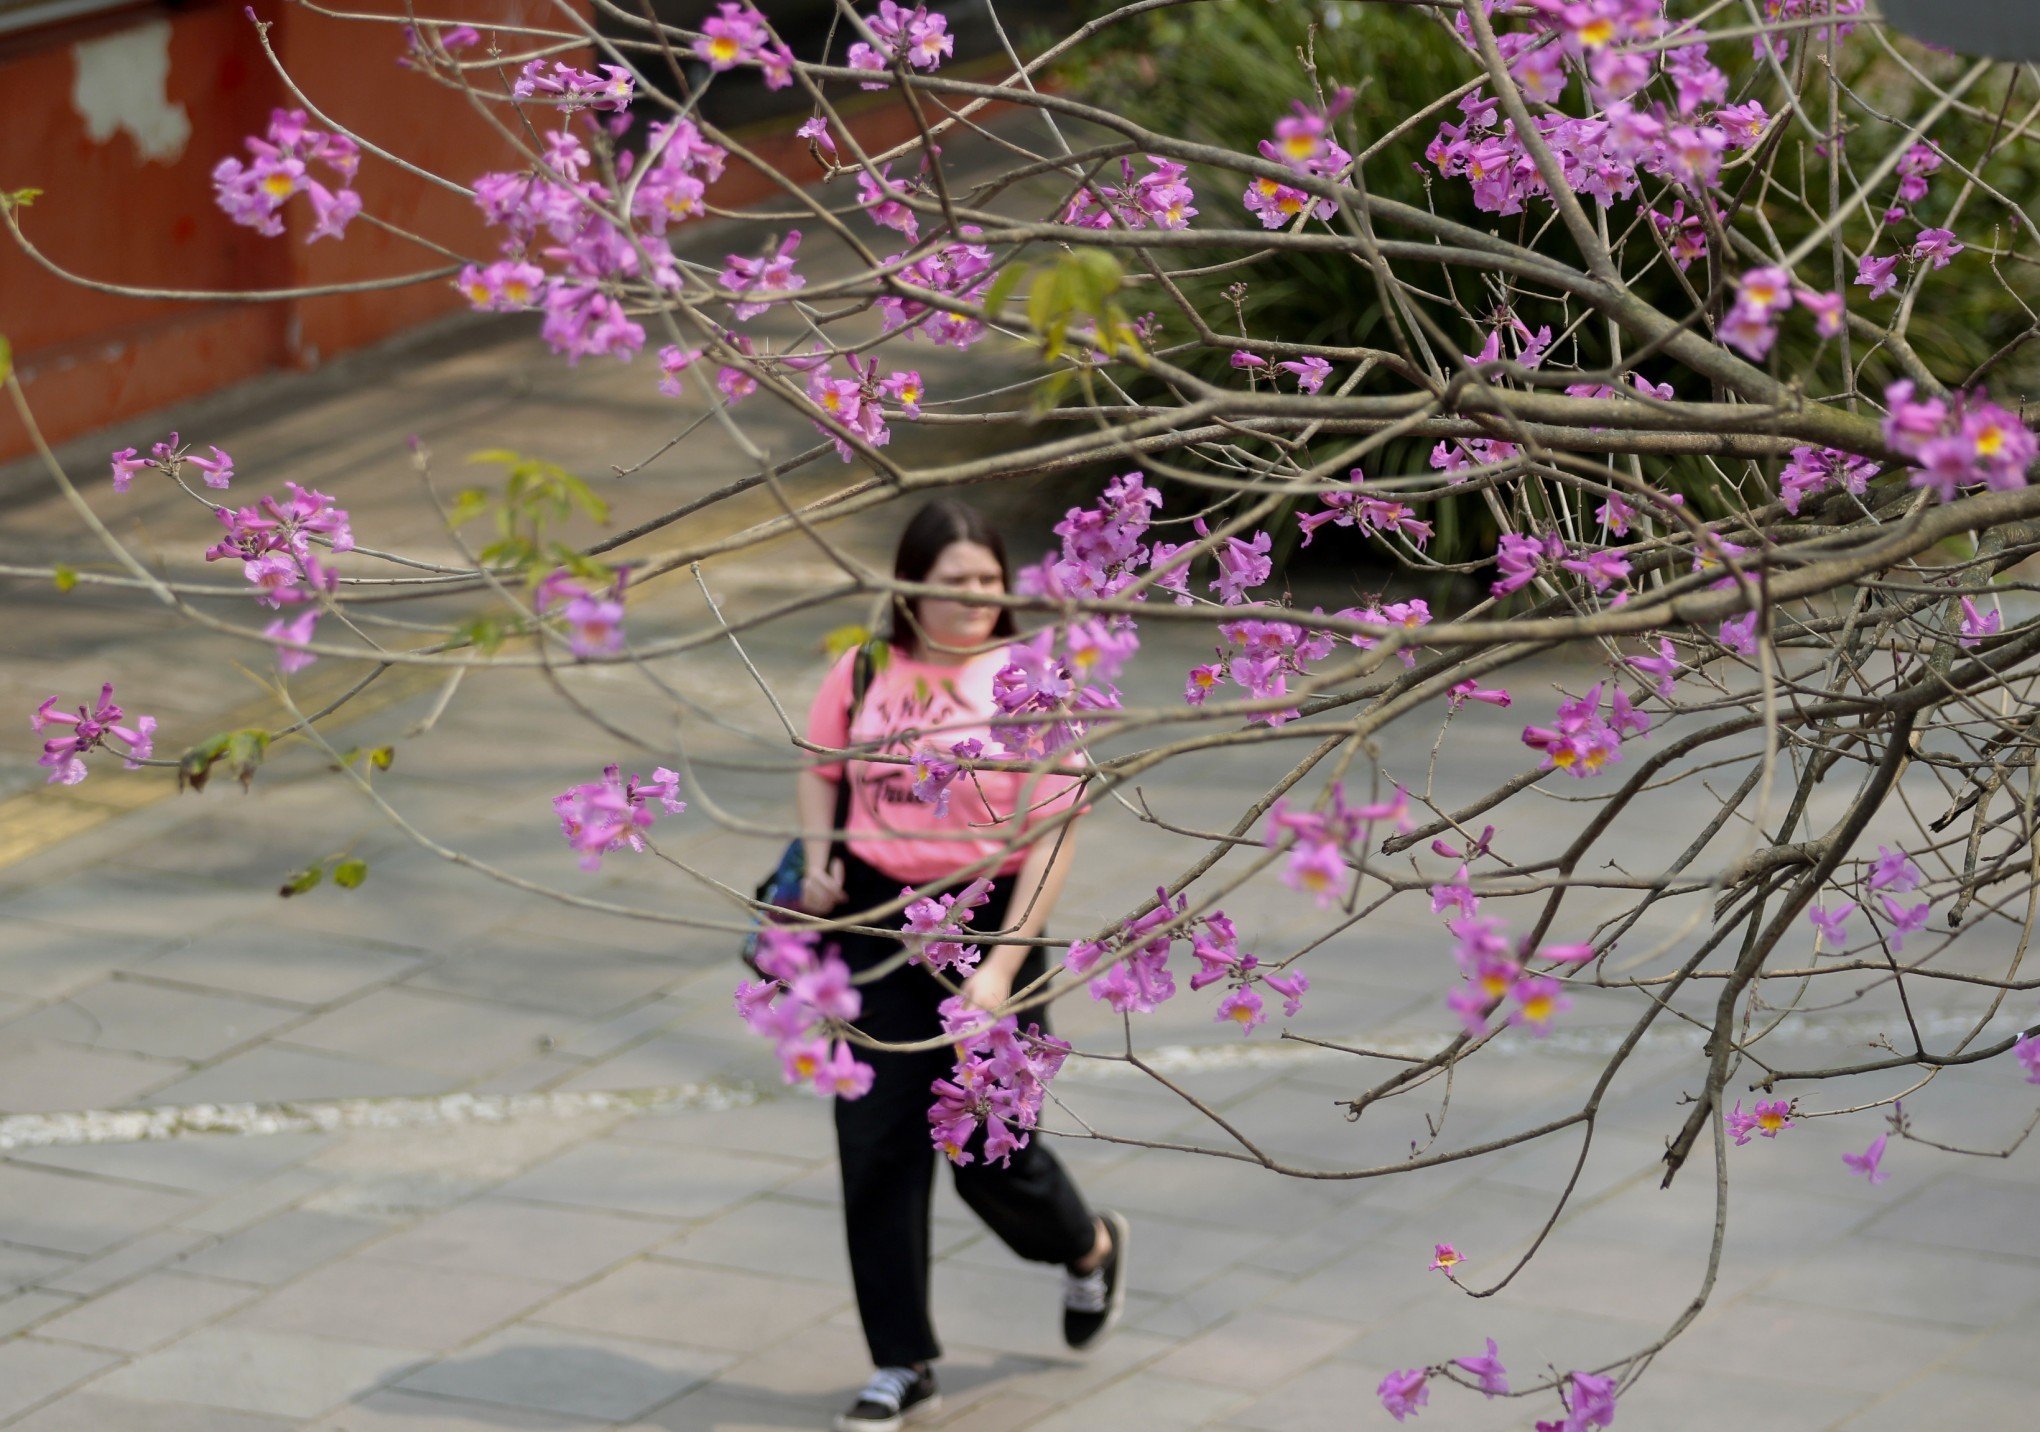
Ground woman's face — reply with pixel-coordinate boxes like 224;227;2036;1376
912;540;1005;655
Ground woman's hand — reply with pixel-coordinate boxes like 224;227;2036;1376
799;854;846;915
960;960;1015;1013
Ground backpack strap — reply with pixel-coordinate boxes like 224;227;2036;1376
832;640;880;836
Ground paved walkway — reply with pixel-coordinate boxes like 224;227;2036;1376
3;140;2039;1432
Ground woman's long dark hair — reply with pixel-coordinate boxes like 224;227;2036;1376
887;498;1017;650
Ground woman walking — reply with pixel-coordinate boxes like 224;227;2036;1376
800;499;1128;1431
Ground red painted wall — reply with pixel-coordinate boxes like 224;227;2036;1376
0;0;564;463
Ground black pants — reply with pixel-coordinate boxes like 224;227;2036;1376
832;849;1097;1368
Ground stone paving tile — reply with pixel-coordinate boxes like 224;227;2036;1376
177;1167;334;1235
1144;1309;1358;1392
38;1227;208;1296
626;1384;836;1430
1860;1171;2040;1259
0;1288;76;1337
405;944;690;1021
395;1326;729;1421
0;876;261;942
1608;1364;1876;1430
1667;1296;1972;1396
1075;1144;1356;1228
0;920;175;1003
34;1268;256;1352
536;1260;844;1354
279;987;569;1082
1218;1355;1517;1432
571;1045;787;1106
653;1194;860;1286
492;1140;807;1221
226;1256;558;1350
139;1043;454;1105
1024;1370;1250;1431
0;1336;122;1422
9;1131;332;1197
1842;1367;2038;1428
0;1163;195;1257
619;1094;837;1162
89;1325;429;1420
123;929;427;1007
313;1389;606;1430
928;1393;1058;1431
173;1208;392;1284
1754;1239;2040;1329
7;1389;296;1431
1126;1265;1292;1342
363;1197;675;1283
0;1242;81;1295
1;978;302;1063
0;1038;184;1113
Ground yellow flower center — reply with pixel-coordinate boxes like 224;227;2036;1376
1276;193;1304;215
1552;748;1577;768
503;279;531;304
1479;971;1510;999
261;172;297;199
463;281;492;304
1229;1002;1257;1024
1282;134;1318;160
1582;748;1608;771
709;36;739;62
1577;17;1615;47
1976;425;2005;456
793;1052;818;1078
1255;179;1281;197
1757;1107;1785;1131
1521;992;1554;1023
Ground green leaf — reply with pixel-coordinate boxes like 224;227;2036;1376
0;333;11;385
2;189;40;210
823;623;872;659
178;727;270;793
367;746;395;771
331;858;369;889
278;863;324;897
52;564;76;593
981;263;1030;323
447;488;490;527
458;616;508;654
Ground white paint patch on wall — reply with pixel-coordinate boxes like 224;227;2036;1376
70;17;192;165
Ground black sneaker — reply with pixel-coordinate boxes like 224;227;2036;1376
833;1365;940;1431
1063;1209;1130;1350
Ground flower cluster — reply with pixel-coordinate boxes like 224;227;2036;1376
1725;1097;1794;1145
512;59;635;112
990;628;1117;760
1719;266;1843;360
32;684;154;785
692;3;794;87
1064;156;1197;231
2014;1032;2040;1085
1297;474;1435;550
1777;444;1876;515
875;234;998;347
1064;891;1183;1015
201;482;354;670
1241;96;1353;228
907;736;982;818
213;108;361;243
1186;910;1308;1034
805;353;926;461
1265;783;1412;907
108;434;234;493
847;1;953;87
551;763;685;870
535;568;629;658
736;927;873;1097
1882;380;2036;503
1522;682;1650;777
901;877;996;975
928;995;1069;1165
1443;913;1597;1037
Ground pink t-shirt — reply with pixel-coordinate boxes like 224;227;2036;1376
806;647;1087;883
